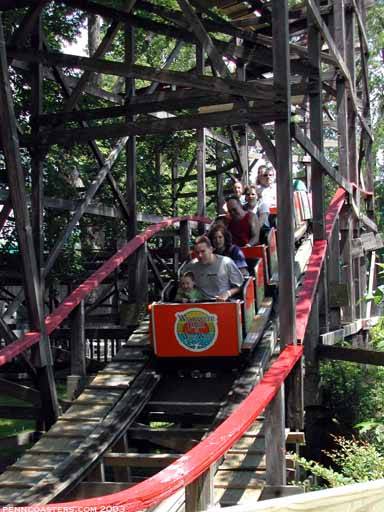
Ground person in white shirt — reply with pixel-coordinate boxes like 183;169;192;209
184;236;243;301
256;166;277;209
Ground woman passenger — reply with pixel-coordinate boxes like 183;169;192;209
244;184;269;227
208;224;249;276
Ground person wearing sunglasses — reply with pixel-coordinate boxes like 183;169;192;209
256;165;276;209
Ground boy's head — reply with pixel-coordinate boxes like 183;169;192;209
180;271;196;292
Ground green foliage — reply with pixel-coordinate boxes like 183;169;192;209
320;359;384;431
294;437;384;489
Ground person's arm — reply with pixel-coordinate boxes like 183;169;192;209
247;212;261;246
216;286;241;302
216;260;243;301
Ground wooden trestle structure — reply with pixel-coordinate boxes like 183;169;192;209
0;0;381;508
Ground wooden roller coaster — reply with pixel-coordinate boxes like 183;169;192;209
0;0;380;510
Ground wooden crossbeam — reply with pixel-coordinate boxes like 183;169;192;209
177;0;231;79
318;345;384;366
250;123;277;169
38;90;234;125
22;107;282;148
7;47;275;101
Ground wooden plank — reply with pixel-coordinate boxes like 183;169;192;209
186;466;214;512
242;297;273;351
22;106;282;148
6;369;159;504
318;345;384;366
265;386;286;486
9;48;276;102
214;470;265;489
103;452;180;467
320;328;345;346
64;481;134;500
146;401;222;415
38;90;232;124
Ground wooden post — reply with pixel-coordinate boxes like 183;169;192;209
124;25;145;316
272;0;296;347
265;386;286;486
237;62;249;186
67;300;87;400
340;207;355;323
179;220;190;263
334;0;355;324
0;15;59;428
308;0;329;333
304;295;321;409
196;23;206;233
328;218;342;330
185;466;214;512
216;143;225;213
347;3;362;320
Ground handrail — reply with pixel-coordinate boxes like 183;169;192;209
0;189;346;511
0;215;210;366
216;478;384;511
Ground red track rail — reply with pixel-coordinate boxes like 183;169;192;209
0;190;346;511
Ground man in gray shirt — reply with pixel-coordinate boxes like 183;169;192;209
184;236;244;301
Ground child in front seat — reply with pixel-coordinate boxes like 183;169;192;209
174;271;204;303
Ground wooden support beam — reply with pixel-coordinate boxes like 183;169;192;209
318;345;384;366
291;124;352;193
0;15;59;427
328;218;342;330
185;466;214;512
272;0;296;346
7;48;275;101
0;198;12;231
308;0;325;239
249;123;277;169
306;0;372;140
103;452;180;467
177;0;230;79
24;107;281;148
38;90;233;125
43;138;127;277
265;386;286;486
8;1;49;49
68;300;86;400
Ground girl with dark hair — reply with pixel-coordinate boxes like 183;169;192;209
208;224;249;276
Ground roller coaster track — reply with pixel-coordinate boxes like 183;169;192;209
0;190;347;510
